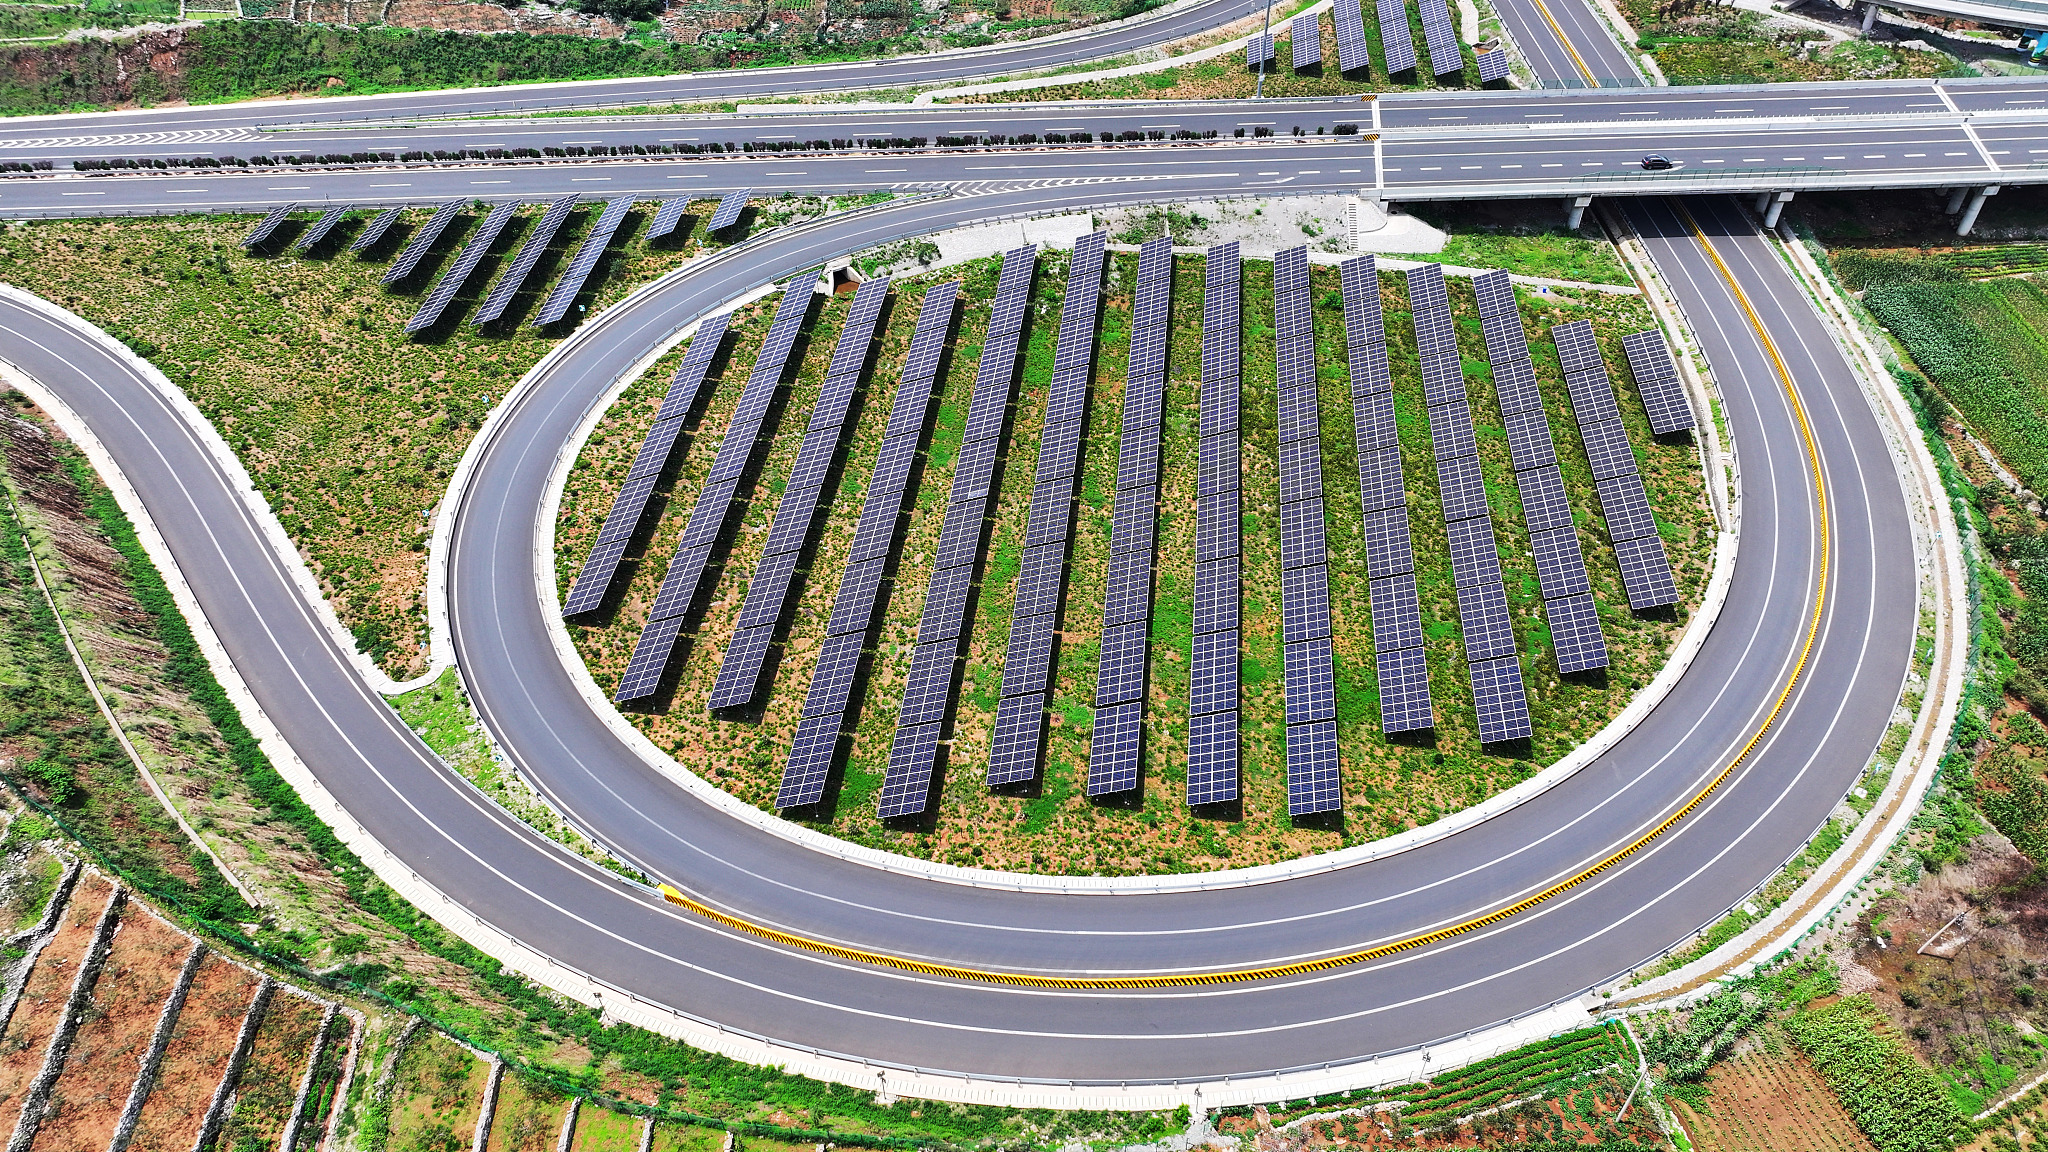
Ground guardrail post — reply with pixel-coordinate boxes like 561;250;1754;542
1763;190;1793;229
1566;195;1593;230
1958;185;2000;236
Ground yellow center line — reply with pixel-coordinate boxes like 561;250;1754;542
1527;0;1600;87
659;198;1832;993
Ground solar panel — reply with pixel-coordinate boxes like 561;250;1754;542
243;204;293;250
1612;533;1681;608
999;611;1058;698
405;202;517;333
1118;428;1163;493
1201;387;1241;441
1014;543;1069;621
613;613;686;702
1110;487;1157;556
1275;247;1316;392
474;196;577;325
1292;11;1322;69
1475;45;1511;82
1622;328;1679;383
536;196;638;327
1199;432;1241;497
707;189;751;232
1357;444;1407;512
1198;490;1241;562
935;498;991;569
1279;384;1321;445
1482;321;1530;368
1193;555;1240;636
1502;408;1559;473
1103;548;1154;628
350;206;403;255
1369;572;1425;653
705;420;764;483
1492;356;1545;417
1429;399;1477;462
1566;368;1621;426
1349;339;1393;405
1363;506;1416;577
776;710;843;808
1406;264;1450;316
1023;486;1073;549
1595;472;1659;542
1622;330;1697;435
735;548;803;630
877;722;942;818
917;563;975;643
952;434;1002;504
1579;417;1640;481
1333;0;1370;73
1248;31;1276;68
1376;0;1418;73
1285;636;1337;724
1190;629;1239;716
295;206;348;253
1456;581;1517;663
1529;526;1593;599
897;641;958;727
1036;417;1085;485
1279;437;1324;505
1281;497;1329;570
1339;255;1385;348
1186;710;1240;806
382;202;463;284
827;557;888;636
1435;453;1490;524
1447;516;1503;588
1282;564;1334;644
1547;592;1610;673
1354;387;1398;453
1518;465;1576;533
1418;0;1464;75
1088;701;1145;796
707;624;776;709
653;312;733;424
1376;643;1434;733
645;197;694;244
1286;719;1341;816
987;693;1045;786
1203;242;1242;395
627;541;715;648
1472;270;1517;320
847;492;907;564
1096;620;1150;706
1552;320;1603;377
1470;655;1533;744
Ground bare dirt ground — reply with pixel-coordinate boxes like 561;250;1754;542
212;991;325;1151
0;872;115;1135
485;1070;569;1152
123;950;261;1152
1672;1030;1877;1152
386;1031;489;1151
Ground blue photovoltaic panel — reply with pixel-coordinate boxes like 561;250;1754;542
645;197;693;244
877;722;942;818
1248;31;1275;67
349;206;402;255
1280;497;1328;570
824;275;892;382
1340;254;1385;350
1118;430;1162;493
1435;453;1490;524
1492;356;1544;417
295;206;347;253
1377;0;1418;74
382;201;463;284
1285;719;1341;816
1102;548;1153;630
614;614;686;702
1406;263;1450;316
1202;242;1242;390
705;421;764;483
1547;592;1610;673
243;204;293;250
1612;532;1682;609
1197;490;1241;562
1357;444;1406;512
1282;564;1333;644
1482;319;1530;368
1275;247;1316;389
473;195;577;325
641;543;714;627
897;641;957;727
1472;269;1517;320
1502;408;1559;473
1279;436;1323;505
1476;45;1511;82
1191;629;1239;716
1292;11;1321;69
1201;388;1240;441
1015;543;1069;621
1470;655;1534;744
776;711;843;808
1348;335;1392;398
1279;382;1320;445
405;202;518;333
653;311;734;425
1369;572;1425;653
1518;465;1576;533
847;494;907;565
677;479;740;550
1333;0;1370;74
1529;526;1593;599
987;693;1045;786
952;435;1002;503
734;549;802;630
1193;556;1240;636
1552;320;1603;376
1428;398;1477;462
1036;417;1085;485
1187;710;1240;806
707;189;751;232
1354;387;1398;452
1595;472;1659;542
1363;506;1416;577
917;563;975;643
1110;488;1157;556
707;624;776;709
1199;432;1241;497
1579;416;1639;481
1567;368;1621;426
870;433;919;497
1095;621;1150;706
1376;645;1434;733
1623;328;1697;435
826;559;887;637
935;498;991;569
1024;486;1074;548
1088;701;1145;796
1285;636;1337;723
1447;516;1503;589
1000;612;1058;698
1456;580;1517;663
1418;0;1463;75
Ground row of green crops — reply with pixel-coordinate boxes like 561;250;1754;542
1785;996;1970;1152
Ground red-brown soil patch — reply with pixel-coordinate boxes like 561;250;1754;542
485;1070;569;1152
123;952;260;1152
211;991;325;1151
1673;1033;1875;1152
0;873;115;1135
28;904;193;1152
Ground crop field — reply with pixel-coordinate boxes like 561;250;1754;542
557;246;1711;875
1672;1030;1877;1152
0;205;715;678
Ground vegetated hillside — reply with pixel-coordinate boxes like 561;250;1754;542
557;247;1714;876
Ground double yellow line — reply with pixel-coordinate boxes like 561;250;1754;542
660;199;1831;993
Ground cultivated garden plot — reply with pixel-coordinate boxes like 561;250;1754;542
558;245;1712;875
123;950;264;1152
1672;1033;1877;1152
485;1071;572;1152
0;872;118;1133
381;1030;493;1151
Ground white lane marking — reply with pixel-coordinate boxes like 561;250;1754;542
1542;163;1562;167
370;183;412;188
1501;164;1522;168
1297;169;1321;173
1430;115;1467;120
1862;153;1886;158
867;168;906;173
571;178;612;182
270;186;310;190
1461;164;1481;169
471;180;511;184
1525;112;1562;117
1340;168;1362;173
1783;156;1804;160
1905;152;1925;157
668;174;707;178
59;191;103;195
1714;107;1753;112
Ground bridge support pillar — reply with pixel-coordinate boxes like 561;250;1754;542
1945;186;1969;214
1762;190;1794;229
1860;2;1876;33
1566;195;1594;230
1957;185;2001;236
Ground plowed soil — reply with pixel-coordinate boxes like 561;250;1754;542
0;873;115;1136
1673;1034;1875;1152
123;952;260;1152
28;905;193;1152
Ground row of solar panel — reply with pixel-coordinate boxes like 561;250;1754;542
1620;329;1699;437
877;245;1043;819
773;281;964;810
1332;0;1371;74
1551;321;1683;612
707;275;894;711
1088;237;1176;799
1473;270;1611;677
1189;242;1245;808
1407;263;1535;746
615;276;821;702
1417;0;1464;76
